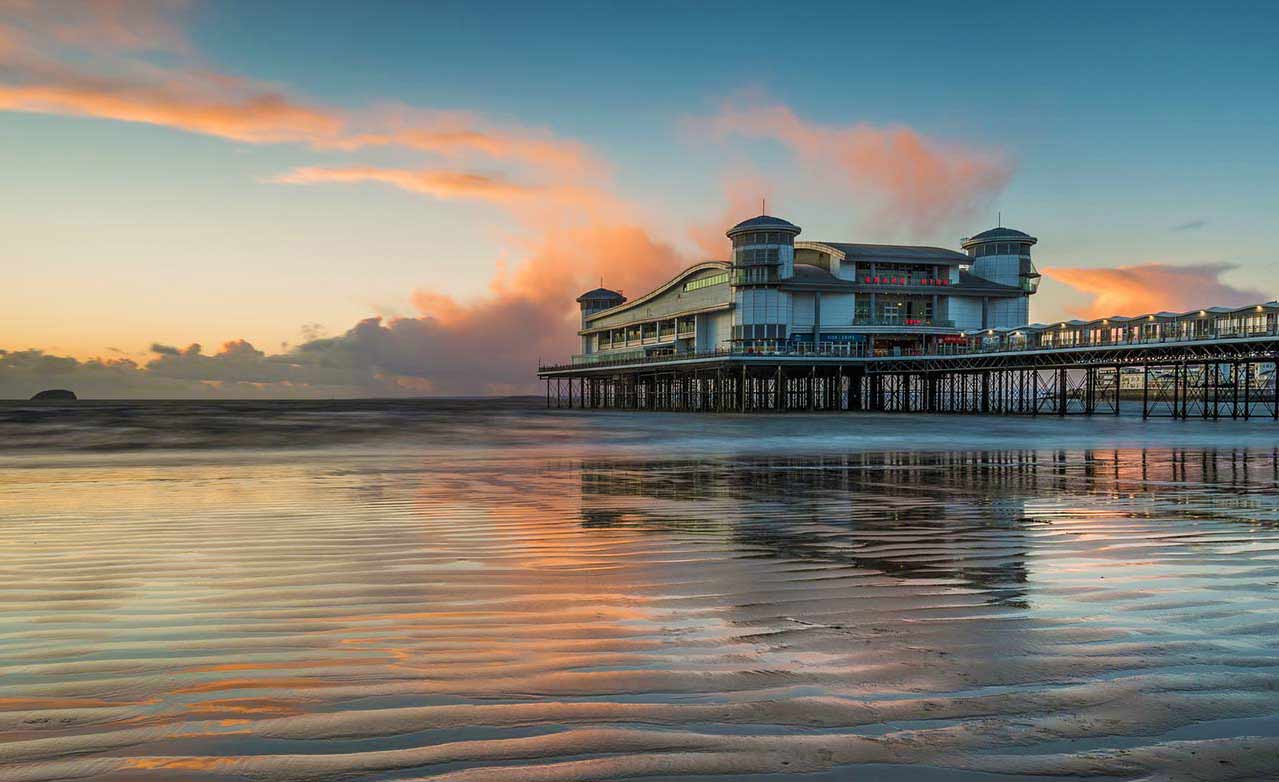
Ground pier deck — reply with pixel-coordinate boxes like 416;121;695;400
539;329;1279;419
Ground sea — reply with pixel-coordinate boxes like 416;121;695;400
1;398;1278;781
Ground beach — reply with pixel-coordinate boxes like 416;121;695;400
1;400;1278;780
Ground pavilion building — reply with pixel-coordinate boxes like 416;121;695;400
574;214;1040;362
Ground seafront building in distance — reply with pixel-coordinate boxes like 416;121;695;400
574;214;1040;362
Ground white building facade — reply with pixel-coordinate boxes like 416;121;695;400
575;215;1040;361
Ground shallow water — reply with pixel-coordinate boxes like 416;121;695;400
2;400;1279;780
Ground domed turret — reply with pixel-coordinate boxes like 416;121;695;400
727;214;801;286
725;214;802;238
961;226;1040;294
725;214;798;347
577;287;625;327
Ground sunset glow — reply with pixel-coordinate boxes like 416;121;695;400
3;1;1276;397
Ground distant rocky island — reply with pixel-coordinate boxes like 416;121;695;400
30;389;77;400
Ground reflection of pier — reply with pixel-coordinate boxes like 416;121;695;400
541;317;1279;419
577;454;1034;603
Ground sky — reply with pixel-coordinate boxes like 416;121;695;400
2;0;1277;397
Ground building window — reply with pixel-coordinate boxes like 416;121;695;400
732;231;793;248
683;271;730;292
734;247;780;265
733;266;779;285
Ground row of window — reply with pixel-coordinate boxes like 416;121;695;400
733;324;786;340
970;242;1031;258
683;271;730;292
597;317;696;349
732;231;793;248
734;247;781;266
733;266;780;285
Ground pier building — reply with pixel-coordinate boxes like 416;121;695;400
542;213;1279;420
574;214;1038;363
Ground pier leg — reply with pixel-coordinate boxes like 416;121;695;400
1058;368;1067;416
1232;362;1241;419
1203;362;1211;420
1142;364;1150;419
1273;351;1278;420
1244;362;1252;419
1172;363;1181;419
1114;366;1121;415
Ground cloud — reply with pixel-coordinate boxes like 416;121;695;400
148;342;180;356
270;166;540;204
1170;218;1207;232
694;95;1013;237
0;5;595;177
0;8;1029;398
334;107;603;181
1042;263;1267;319
0;75;346;144
1;0;192;54
0;347;353;399
0;216;692;399
346;222;687;395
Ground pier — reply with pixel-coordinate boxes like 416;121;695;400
540;302;1279;419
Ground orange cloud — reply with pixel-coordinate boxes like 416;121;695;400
1043;263;1267;319
372;223;689;392
337;109;604;181
271;166;539;203
698;96;1013;237
0;5;594;177
0;76;345;143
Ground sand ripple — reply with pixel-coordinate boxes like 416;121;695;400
2;442;1279;780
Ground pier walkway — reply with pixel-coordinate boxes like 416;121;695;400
539;302;1279;419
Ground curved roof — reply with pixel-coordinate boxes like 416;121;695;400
575;287;625;303
962;227;1037;247
726;214;801;237
583;261;730;323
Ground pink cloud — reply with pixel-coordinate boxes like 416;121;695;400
1042;263;1268;319
697;96;1013;237
270;166;540;203
0;4;595;176
1;0;193;54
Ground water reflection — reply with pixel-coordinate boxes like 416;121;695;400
1;442;1278;781
580;454;1035;605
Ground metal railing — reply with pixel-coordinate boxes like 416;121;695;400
544;319;1279;373
958;324;1279;356
852;317;955;328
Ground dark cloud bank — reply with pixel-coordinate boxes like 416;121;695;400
1;316;550;399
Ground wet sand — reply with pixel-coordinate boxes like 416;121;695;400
1;401;1278;780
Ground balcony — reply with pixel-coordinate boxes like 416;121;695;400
852;317;955;328
857;275;952;287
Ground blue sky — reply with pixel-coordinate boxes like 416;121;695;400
197;0;1279;263
1;0;1276;389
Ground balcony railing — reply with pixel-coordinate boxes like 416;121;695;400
545;315;1279;372
857;276;952;286
853;317;955;328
